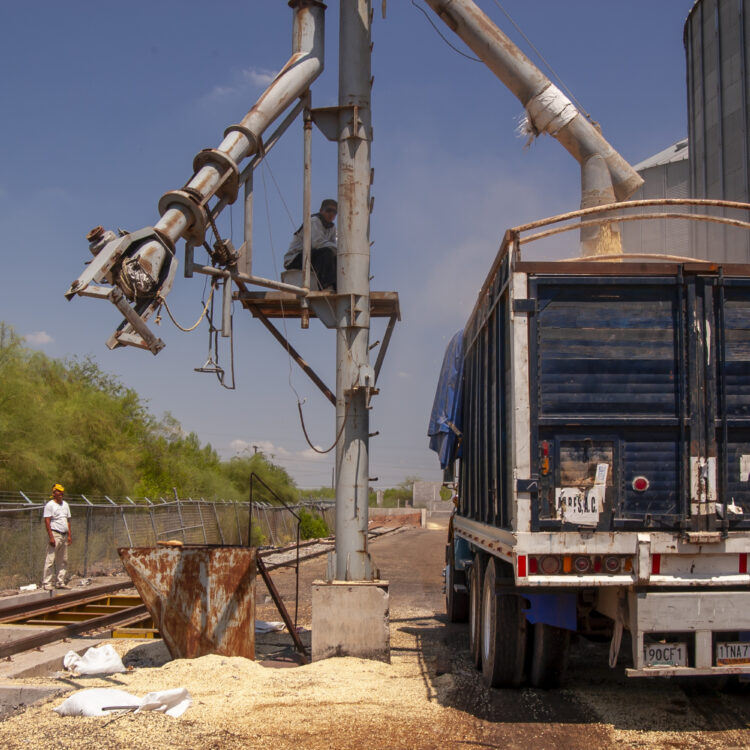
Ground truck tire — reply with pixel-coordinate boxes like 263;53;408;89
469;553;484;667
481;558;526;688
528;622;570;689
446;545;469;623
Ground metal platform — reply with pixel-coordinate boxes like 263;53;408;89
238;289;400;321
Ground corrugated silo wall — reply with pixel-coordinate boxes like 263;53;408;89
622;159;690;256
685;0;750;260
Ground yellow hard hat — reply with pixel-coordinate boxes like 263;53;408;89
52;483;65;493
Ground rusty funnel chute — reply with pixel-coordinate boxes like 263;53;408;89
119;545;256;660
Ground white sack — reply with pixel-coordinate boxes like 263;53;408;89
54;687;191;718
255;620;285;633
63;644;126;675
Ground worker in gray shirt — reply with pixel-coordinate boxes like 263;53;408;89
42;483;72;590
283;198;338;290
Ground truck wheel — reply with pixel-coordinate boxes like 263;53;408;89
468;553;484;667
446;546;469;623
481;558;526;688
528;622;570;688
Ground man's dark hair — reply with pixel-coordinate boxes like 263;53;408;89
320;199;338;212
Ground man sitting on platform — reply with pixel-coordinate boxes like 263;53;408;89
283;198;337;291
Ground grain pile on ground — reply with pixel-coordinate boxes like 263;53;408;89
4;522;750;749
2;617;457;750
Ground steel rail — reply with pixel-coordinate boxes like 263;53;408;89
0;603;148;659
0;581;133;623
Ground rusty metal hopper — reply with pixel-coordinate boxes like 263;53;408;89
119;546;256;659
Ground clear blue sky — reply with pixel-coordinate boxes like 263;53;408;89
0;1;694;489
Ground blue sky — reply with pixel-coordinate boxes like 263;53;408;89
0;1;694;489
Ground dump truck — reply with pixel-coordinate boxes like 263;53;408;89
430;204;750;687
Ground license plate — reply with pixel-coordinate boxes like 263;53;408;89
644;642;688;667
716;641;750;665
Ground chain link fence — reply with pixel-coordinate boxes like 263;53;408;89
0;492;334;590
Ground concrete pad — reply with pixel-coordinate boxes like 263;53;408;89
0;684;68;719
0;636;105;680
312;580;389;663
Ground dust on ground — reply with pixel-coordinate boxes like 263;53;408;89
3;520;750;749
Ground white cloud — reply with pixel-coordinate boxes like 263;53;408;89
229;438;327;463
23;331;53;346
201;67;278;105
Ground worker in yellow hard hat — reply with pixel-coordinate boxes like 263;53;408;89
42;483;72;590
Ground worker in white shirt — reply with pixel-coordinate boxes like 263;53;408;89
42;483;72;590
283;198;338;290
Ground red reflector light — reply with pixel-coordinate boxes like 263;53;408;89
740;553;748;574
529;556;539;575
652;554;661;575
574;556;591;573
517;555;527;578
632;476;650;492
593;556;602;573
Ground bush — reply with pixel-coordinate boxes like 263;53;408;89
298;508;329;540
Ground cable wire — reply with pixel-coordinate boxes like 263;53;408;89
157;281;217;332
411;0;481;62
489;0;596;124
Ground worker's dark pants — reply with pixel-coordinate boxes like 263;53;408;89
285;247;336;290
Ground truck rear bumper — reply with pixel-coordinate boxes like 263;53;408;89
626;589;750;675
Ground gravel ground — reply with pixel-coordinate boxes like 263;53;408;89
3;520;750;749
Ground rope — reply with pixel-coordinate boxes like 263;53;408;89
157;281;217;333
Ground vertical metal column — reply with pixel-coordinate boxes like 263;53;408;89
333;0;375;581
302;90;313;328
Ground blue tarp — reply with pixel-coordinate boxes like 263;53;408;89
427;330;464;470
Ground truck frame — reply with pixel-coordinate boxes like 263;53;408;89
437;200;750;687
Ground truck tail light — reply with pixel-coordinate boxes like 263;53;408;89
528;556;538;574
604;555;621;573
517;555;527;578
540;555;560;574
574;556;592;573
652;554;661;575
740;553;748;574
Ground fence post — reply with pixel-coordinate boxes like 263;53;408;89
196;501;208;544
175;497;186;543
212;503;225;545
84;506;92;576
28;507;34;583
234;502;243;546
121;508;133;547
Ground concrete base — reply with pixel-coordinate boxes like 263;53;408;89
0;684;67;719
0;636;104;680
311;580;390;663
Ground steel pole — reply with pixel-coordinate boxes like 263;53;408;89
334;0;375;581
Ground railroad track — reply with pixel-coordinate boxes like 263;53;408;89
0;525;406;659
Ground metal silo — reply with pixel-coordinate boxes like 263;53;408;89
622;139;690;256
685;0;750;260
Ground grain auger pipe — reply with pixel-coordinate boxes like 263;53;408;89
424;0;644;256
64;0;326;354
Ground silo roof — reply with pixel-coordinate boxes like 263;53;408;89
633;139;689;172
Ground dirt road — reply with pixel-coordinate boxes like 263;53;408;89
4;518;750;749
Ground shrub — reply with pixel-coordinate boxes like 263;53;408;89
298;508;329;540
